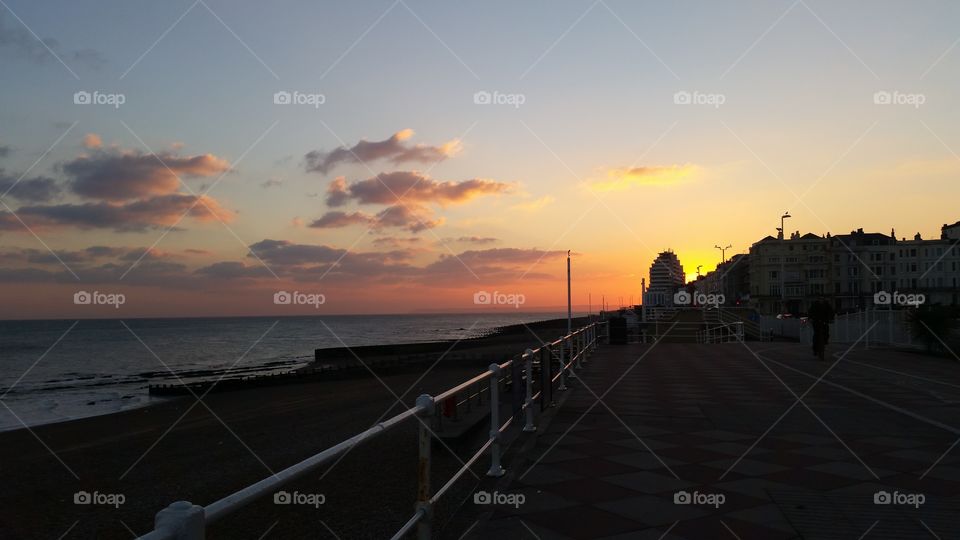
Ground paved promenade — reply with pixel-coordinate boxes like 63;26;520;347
463;342;960;539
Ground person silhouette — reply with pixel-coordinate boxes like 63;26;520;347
808;298;834;360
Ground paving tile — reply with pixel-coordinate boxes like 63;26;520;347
521;505;646;539
549;457;638;477
595;495;710;527
515;464;583;487
541;477;643;503
604;451;683;471
702;457;790;476
601;471;695;494
805;461;895;481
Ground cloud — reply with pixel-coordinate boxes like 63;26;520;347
195;261;275;279
62;148;231;201
591;164;698;191
512;195;554;212
82;133;102;149
450;236;498;245
0;12;105;69
421;247;568;282
326;171;510;207
0;170;61;202
308;210;373;229
305;129;461;174
309;203;443;233
261;177;282;188
372;236;423;247
248;239;347;266
0;193;233;232
375;204;443;232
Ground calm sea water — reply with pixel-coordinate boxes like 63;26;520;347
0;312;568;431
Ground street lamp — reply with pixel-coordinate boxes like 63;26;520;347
780;212;791;313
696;264;702;278
714;244;732;264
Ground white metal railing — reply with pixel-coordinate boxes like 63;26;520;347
697;322;744;344
760;309;919;349
137;322;607;540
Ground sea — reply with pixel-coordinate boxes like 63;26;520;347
0;312;569;432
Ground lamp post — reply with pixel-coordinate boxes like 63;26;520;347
714;244;732;264
780;212;791;313
567;250;572;335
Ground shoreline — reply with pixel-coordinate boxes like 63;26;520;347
1;316;585;433
0;316;587;538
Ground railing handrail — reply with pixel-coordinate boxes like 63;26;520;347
138;321;606;540
205;403;425;523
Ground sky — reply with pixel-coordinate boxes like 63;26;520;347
1;0;959;319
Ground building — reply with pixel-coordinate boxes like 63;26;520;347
830;228;898;312
749;231;830;315
896;232;960;306
747;224;960;315
943;221;960;241
643;250;685;307
693;253;750;306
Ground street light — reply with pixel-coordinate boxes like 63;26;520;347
714;244;732;264
780;212;791;313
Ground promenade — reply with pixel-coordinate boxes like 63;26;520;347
461;341;960;539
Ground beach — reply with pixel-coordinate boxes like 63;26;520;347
0;317;582;539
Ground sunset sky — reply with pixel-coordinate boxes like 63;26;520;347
2;0;960;318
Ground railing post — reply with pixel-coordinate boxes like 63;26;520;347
566;335;578;380
558;335;568;390
579;331;588;365
414;394;433;540
153;501;205;540
486;364;505;477
541;345;554;407
523;350;536;432
574;333;582;370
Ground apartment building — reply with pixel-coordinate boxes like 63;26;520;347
746;225;960;315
